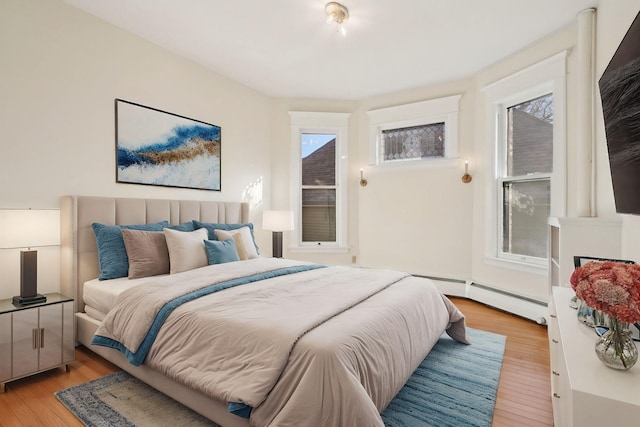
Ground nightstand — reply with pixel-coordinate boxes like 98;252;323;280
0;293;74;393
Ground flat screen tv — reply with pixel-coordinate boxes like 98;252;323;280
599;10;640;215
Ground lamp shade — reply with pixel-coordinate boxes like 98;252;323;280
0;209;60;249
262;210;294;232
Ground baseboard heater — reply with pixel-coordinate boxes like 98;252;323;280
412;275;467;298
468;282;548;325
413;275;549;325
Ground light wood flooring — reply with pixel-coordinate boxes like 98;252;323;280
0;297;553;427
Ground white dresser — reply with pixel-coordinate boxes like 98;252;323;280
549;287;640;426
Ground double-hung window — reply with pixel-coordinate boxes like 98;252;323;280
485;52;566;269
289;112;349;251
498;94;553;264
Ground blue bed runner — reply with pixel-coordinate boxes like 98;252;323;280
91;264;326;367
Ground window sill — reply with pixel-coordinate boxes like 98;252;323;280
289;246;350;254
372;157;459;172
484;256;548;276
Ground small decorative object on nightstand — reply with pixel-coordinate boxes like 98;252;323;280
0;293;74;393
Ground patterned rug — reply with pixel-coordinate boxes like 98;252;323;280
55;328;504;427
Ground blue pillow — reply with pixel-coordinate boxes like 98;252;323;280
168;221;196;232
92;221;169;280
192;220;259;254
204;238;240;265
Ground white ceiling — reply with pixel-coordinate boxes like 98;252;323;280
63;0;599;100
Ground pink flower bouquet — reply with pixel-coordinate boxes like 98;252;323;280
570;261;640;324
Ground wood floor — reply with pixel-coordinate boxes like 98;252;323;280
0;297;553;427
450;298;553;427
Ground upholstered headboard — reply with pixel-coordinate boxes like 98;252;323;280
60;196;249;312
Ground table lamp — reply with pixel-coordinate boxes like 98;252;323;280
262;210;294;258
0;209;60;305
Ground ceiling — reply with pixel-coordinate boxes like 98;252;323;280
63;0;599;100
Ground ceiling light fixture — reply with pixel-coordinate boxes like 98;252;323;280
325;2;349;36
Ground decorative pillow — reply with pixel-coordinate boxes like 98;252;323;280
92;221;169;280
168;221;196;232
230;233;248;260
192;221;259;254
121;229;170;279
204;238;240;265
213;227;258;260
163;227;209;274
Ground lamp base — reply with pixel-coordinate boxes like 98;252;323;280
13;294;46;306
272;231;283;258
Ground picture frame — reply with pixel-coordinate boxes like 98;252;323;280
573;255;635;269
115;99;221;191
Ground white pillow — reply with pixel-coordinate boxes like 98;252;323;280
163;228;209;274
214;227;258;260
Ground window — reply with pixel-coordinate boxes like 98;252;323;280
500;94;553;262
301;133;336;242
381;123;445;162
484;52;566;270
289;112;349;251
368;95;461;168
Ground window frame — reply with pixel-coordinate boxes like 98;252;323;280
367;95;461;170
289;111;350;252
483;51;567;272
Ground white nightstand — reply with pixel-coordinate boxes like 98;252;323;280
0;293;74;392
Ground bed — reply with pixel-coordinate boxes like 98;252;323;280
60;195;468;427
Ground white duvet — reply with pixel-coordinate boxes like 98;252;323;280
93;258;468;427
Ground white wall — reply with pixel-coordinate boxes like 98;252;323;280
0;0;272;299
594;0;640;262
356;80;475;280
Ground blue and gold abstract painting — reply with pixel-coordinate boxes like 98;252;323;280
115;99;221;191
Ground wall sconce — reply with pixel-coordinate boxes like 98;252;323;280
360;168;368;187
462;160;472;183
262;210;294;258
0;209;60;305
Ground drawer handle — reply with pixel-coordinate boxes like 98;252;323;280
552;339;559;344
550;314;557;318
553;393;561;399
552;370;560;376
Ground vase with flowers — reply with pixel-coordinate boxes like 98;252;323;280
570;261;640;370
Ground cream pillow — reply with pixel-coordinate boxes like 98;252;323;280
213;227;258;260
163;227;209;274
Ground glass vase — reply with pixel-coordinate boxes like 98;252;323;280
576;299;594;326
576;299;610;328
595;317;639;370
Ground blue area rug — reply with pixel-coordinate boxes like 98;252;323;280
56;328;504;427
382;328;505;427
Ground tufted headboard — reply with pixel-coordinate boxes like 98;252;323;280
60;196;249;312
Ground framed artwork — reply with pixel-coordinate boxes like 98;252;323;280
115;99;221;191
